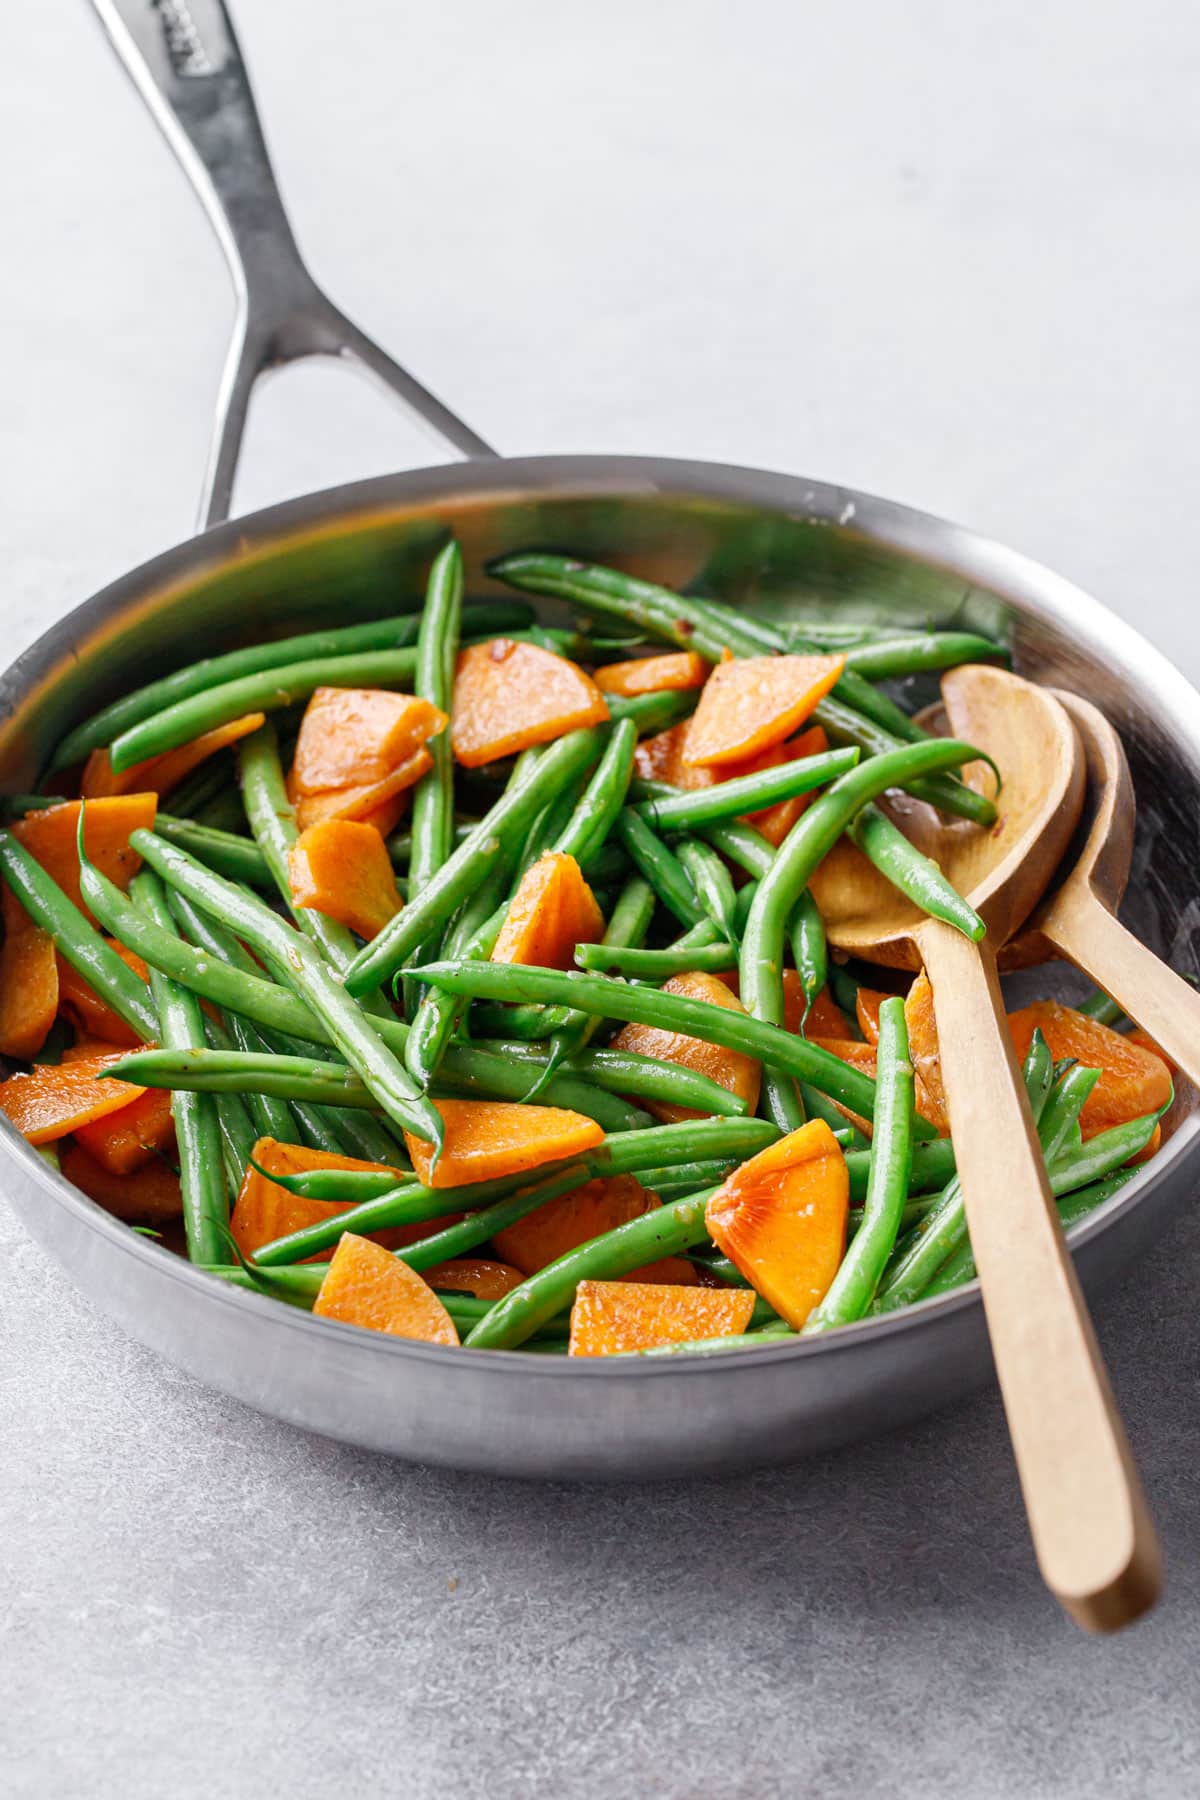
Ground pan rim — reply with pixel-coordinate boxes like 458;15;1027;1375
4;450;1197;1381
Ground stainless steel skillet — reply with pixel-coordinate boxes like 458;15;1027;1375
2;0;1197;1483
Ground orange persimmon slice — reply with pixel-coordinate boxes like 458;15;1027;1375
1007;1000;1172;1139
610;971;761;1124
292;688;446;793
73;1085;175;1175
61;1141;183;1224
568;1280;755;1355
854;988;888;1045
450;639;609;767
290;746;431;835
745;725;832;848
81;712;266;799
681;654;846;768
56;940;150;1050
313;1233;460;1345
492;1173;658;1274
12;795;157;919
288;819;402;941
403;1098;604;1191
904;972;949;1135
0;887;59;1059
230;1139;425;1262
705;1119;849;1328
0;1053;147;1144
803;984;854;1041
491;852;605;970
594;652;711;697
420;1258;526;1300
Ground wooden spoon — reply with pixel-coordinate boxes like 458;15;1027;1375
1006;689;1200;1080
810;665;1162;1631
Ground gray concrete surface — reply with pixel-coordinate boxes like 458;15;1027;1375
3;2;1200;1794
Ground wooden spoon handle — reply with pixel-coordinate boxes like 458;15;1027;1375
918;920;1162;1631
1041;889;1200;1087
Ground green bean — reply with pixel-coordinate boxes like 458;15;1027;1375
464;1188;717;1349
804;996;913;1331
631;747;859;832
694;817;774;879
922;1166;1141;1301
739;741;983;1076
605;689;698;735
0;833;159;1040
256;1119;774;1265
613;809;705;928
873;1031;1054;1312
575;941;736;977
201;1014;259;1183
408;957;922;1130
237;722;381;988
834;632;1009;680
675;837;739;941
107;647;420;774
790;889;827;1019
815;696;997;827
129;872;228;1263
344;727;605;995
1037;1065;1101;1165
555;717;638;868
844;1135;956;1204
387;821;475;868
632;1324;796;1358
798;1081;867;1148
54;613;425;769
109;1038;648;1135
824;960;863;1027
0;794;69;820
636;1158;744;1196
473;1041;748;1117
223;1015;303;1144
846;804;985;942
154;815;273;887
1078;989;1126;1027
166;756;233;822
407;542;463;947
128;827;445;1151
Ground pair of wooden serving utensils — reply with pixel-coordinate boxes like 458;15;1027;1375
812;665;1200;1631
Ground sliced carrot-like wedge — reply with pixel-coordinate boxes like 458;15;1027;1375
1126;1026;1177;1076
803;983;853;1041
492;1173;658;1274
905;972;949;1135
0;887;58;1059
491;851;605;970
633;718;827;845
450;639;609;767
230;1138;425;1262
0;1053;146;1145
313;1233;460;1345
56;938;150;1049
81;712;266;799
568;1280;755;1355
594;652;711;697
292;688;446;793
61;1141;183;1224
420;1258;526;1300
622;1256;702;1285
73;1085;175;1175
744;725;832;848
290;747;431;835
1007;1000;1172;1139
810;1037;877;1136
610;971;761;1124
681;654;846;768
12;795;158;919
288;819;402;941
403;1098;604;1191
705;1119;849;1328
854;987;888;1045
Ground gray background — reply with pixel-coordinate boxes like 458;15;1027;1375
3;2;1199;1794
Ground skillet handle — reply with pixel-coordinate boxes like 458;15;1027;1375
89;0;495;529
